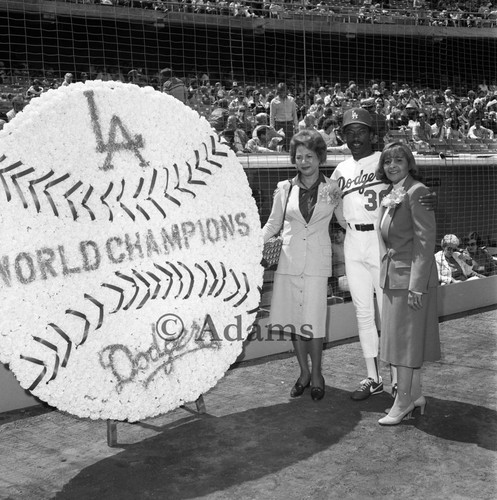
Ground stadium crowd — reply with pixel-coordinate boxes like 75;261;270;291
55;0;497;27
1;65;497;155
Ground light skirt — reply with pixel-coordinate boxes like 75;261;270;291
380;287;441;367
269;273;328;339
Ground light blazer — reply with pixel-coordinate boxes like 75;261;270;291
377;175;438;293
262;175;338;276
434;250;475;284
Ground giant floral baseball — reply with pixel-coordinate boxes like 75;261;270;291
0;81;264;421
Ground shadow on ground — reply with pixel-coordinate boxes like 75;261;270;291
53;387;497;500
53;386;367;500
413;397;497;451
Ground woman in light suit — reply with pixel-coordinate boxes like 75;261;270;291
262;130;341;400
375;142;440;425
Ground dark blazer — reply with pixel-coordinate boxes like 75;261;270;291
377;175;438;293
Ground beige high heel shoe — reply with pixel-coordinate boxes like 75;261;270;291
413;395;427;415
384;396;427;415
378;402;415;426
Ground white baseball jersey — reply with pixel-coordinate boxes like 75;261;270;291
331;152;388;226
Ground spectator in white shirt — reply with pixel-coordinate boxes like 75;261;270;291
467;118;494;140
25;79;44;100
61;73;73;86
6;95;24;122
412;111;432;146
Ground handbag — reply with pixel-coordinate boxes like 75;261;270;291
262;181;293;270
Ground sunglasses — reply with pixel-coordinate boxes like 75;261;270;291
468;242;477;247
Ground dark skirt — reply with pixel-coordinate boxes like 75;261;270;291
380;287;441;368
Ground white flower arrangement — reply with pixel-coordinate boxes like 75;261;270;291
381;186;407;209
0;81;264;422
319;180;342;206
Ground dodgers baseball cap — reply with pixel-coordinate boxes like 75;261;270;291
342;108;373;129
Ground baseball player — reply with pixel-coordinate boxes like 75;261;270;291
331;108;435;400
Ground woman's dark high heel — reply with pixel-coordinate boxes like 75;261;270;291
290;379;310;398
311;377;325;401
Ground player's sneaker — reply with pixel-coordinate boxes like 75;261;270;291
350;376;383;401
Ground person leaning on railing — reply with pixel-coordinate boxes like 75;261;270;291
467;118;495;140
483;111;497;135
435;234;484;285
464;231;497;277
244;125;281;153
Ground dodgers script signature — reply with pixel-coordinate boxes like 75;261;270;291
98;318;220;394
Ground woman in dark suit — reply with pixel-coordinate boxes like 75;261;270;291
262;130;341;400
375;142;441;425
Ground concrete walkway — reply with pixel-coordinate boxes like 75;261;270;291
0;307;496;500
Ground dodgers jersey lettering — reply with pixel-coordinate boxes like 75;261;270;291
331;152;388;225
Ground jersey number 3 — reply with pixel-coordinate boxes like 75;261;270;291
364;189;389;211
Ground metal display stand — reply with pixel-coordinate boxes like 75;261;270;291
106;394;207;447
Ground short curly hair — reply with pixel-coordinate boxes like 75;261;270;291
441;234;459;249
289;130;327;165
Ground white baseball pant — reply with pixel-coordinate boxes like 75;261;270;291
344;228;383;359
